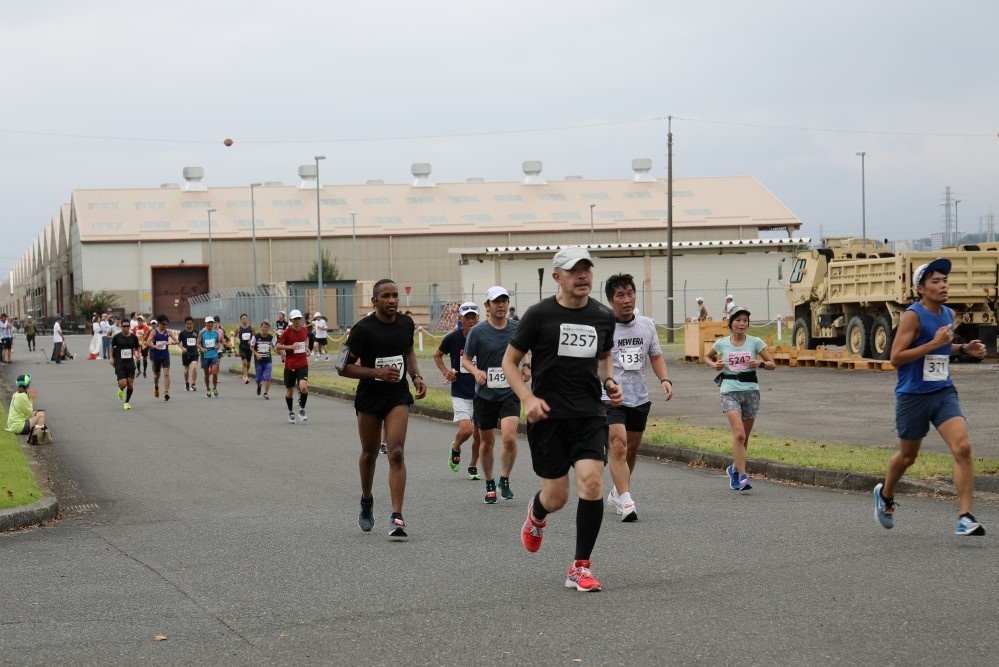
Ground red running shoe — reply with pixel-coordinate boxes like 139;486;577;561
521;497;546;553
565;559;602;592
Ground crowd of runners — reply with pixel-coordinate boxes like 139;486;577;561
11;247;987;593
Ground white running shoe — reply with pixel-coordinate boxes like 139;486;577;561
607;487;622;514
620;500;638;522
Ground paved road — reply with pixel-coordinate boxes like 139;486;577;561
1;336;996;665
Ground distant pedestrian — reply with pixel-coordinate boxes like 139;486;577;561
722;295;735;318
695;297;708;321
0;313;13;364
51;316;65;363
508;306;520;323
23;316;36;352
874;259;986;537
236;313;255;384
313;311;329;361
704;306;775;491
99;314;112;359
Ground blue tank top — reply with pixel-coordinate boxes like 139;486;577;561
201;329;221;359
895;302;955;396
150;329;171;360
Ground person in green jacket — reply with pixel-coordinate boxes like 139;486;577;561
23;316;36;352
7;374;47;441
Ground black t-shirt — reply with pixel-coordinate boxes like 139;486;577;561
344;313;416;408
111;332;141;365
180;328;200;354
253;332;274;363
509;295;616;419
237;325;254;350
438;327;475;400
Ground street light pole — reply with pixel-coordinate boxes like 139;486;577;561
856;151;866;243
249;183;262;290
589;204;596;244
350;211;357;281
207;208;217;311
314;155;326;314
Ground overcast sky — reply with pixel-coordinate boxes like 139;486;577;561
2;0;997;277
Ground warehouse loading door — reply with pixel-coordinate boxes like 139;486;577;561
152;265;209;323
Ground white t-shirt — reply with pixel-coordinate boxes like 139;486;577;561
53;321;63;343
314;318;328;340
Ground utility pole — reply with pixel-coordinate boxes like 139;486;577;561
666;116;675;344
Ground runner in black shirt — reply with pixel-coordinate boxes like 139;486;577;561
180;316;200;392
337;279;427;540
503;246;621;592
110;321;142;410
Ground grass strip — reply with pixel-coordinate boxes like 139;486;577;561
0;407;44;510
250;361;999;480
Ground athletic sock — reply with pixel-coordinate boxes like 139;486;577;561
299;394;308;409
574;498;604;562
499;476;509;486
286;396;294;412
619;491;633;506
125;387;133;402
531;491;550;522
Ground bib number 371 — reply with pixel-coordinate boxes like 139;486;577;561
558;324;598;358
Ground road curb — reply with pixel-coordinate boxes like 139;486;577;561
0;440;60;532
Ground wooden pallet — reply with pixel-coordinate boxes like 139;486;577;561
769;344;895;371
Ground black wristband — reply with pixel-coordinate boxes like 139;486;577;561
660;378;672;385
604;378;618;390
411;374;423;380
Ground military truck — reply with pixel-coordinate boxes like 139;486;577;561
781;238;999;359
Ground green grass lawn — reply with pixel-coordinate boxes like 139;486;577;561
252;360;999;481
0;408;44;510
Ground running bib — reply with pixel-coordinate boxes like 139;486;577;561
294;341;308;353
120;349;133;360
923;354;949;381
204;338;216;349
726;351;753;372
241;332;251;341
256;342;271;354
558;324;598;358
155;341;167;350
487;367;509;389
374;355;404;382
461;355;474;373
186;337;197;347
618;346;644;371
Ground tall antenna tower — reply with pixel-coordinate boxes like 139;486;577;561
987;207;996;242
940;186;955;245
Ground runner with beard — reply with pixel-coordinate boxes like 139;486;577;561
337;279;427;540
503;247;621;592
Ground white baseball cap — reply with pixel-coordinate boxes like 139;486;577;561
289;309;303;319
726;294;734;300
484;286;510;302
552;246;593;270
313;311;322;318
149;319;158;325
696;297;704;303
913;258;952;286
458;302;480;316
204;316;215;323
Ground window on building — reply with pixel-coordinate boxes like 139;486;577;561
139;221;172;230
406;196;436;204
93;222;125;230
596;211;624;219
135;201;167;209
683;208;713;216
88;202;121;210
321;198;348;206
273;199;304;207
373;216;404;225
463;214;493;223
281;218;311;227
450;195;480;203
418;215;448;223
495;194;524;202
623;191;654;199
362;197;392;205
538;193;568;201
507;213;538;222
640;209;669;218
181;201;213;209
580;193;611;201
552;212;582;221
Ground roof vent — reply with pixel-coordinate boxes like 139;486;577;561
466;177;485;183
298;165;319;190
160;183;180;189
411;163;435;188
366;179;385;185
522;161;546;186
632;158;656;183
182;167;207;192
564;175;583;181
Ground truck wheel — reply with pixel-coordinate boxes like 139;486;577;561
870;314;894;361
846;315;873;358
792;318;814;350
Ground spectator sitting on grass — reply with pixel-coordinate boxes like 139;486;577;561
6;374;47;443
